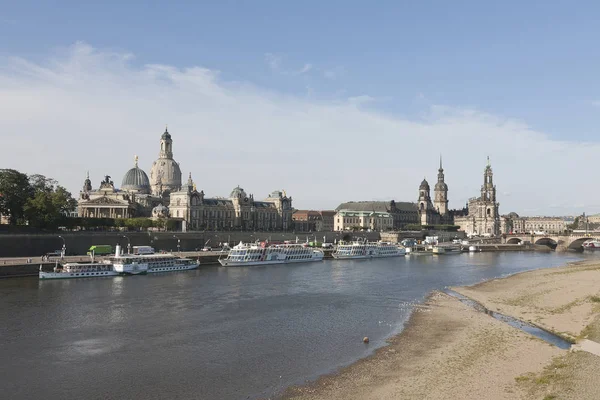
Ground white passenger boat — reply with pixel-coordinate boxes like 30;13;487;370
433;245;462;255
332;240;406;259
219;241;324;266
582;240;600;249
107;245;199;275
39;262;118;280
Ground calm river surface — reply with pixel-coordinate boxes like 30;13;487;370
0;252;596;399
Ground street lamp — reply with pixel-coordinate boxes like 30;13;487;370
58;235;66;259
122;235;131;254
173;234;180;254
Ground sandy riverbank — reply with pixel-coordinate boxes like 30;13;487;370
280;261;600;400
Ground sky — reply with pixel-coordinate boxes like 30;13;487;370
1;1;600;215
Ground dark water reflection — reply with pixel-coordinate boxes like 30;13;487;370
0;252;595;399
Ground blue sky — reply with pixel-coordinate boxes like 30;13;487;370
1;1;599;214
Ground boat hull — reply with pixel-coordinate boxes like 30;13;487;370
113;265;148;275
39;270;119;280
332;251;406;260
148;263;199;273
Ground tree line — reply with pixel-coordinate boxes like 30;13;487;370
0;169;77;229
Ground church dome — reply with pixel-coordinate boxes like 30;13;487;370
152;204;169;218
419;179;430;190
149;128;182;195
150;159;182;191
230;185;247;199
122;157;151;194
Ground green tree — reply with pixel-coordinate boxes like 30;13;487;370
23;175;77;229
0;169;33;225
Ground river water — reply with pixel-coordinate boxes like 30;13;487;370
0;252;595;399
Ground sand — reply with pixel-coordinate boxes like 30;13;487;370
279;261;600;400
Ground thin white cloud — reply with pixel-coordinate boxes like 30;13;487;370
264;54;312;76
0;42;598;215
347;95;375;105
264;53;281;71
298;63;312;74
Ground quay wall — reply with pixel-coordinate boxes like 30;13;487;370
0;231;380;258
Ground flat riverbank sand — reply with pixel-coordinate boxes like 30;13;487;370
280;261;600;400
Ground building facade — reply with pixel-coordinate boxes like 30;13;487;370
292;210;337;232
292;210;323;232
78;174;138;218
334;210;394;231
454;158;501;236
168;182;294;231
335;201;419;230
501;213;567;234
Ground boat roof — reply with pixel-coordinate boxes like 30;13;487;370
111;253;178;259
63;262;109;266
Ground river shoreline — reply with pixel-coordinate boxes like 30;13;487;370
279;259;600;400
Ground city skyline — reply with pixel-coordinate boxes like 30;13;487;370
2;2;600;215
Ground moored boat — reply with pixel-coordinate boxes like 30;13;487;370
433;245;461;255
332;240;406;259
107;245;199;275
582;240;600;250
39;262;118;280
219;241;324;266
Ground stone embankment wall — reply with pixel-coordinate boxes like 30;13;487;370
0;231;380;257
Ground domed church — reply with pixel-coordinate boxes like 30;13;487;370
150;127;182;198
77;155;165;219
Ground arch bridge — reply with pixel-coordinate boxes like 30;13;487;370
504;233;596;251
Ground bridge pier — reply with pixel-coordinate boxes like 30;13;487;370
555;243;569;253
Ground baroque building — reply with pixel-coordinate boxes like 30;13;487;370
78;156;164;219
335;201;419;230
150;127;182;199
501;213;567;234
78;174;137;218
454;158;500;236
168;179;294;231
334;210;394;231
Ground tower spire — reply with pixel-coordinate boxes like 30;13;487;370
487;156;490;167
439;154;443;170
134;155;138;167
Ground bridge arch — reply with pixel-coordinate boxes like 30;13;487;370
507;238;522;244
568;237;598;251
535;237;557;249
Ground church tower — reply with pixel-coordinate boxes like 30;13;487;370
418;178;435;225
82;171;92;193
159;127;174;159
150;126;182;197
433;156;449;216
481;156;496;203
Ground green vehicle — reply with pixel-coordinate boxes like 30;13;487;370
87;245;113;255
